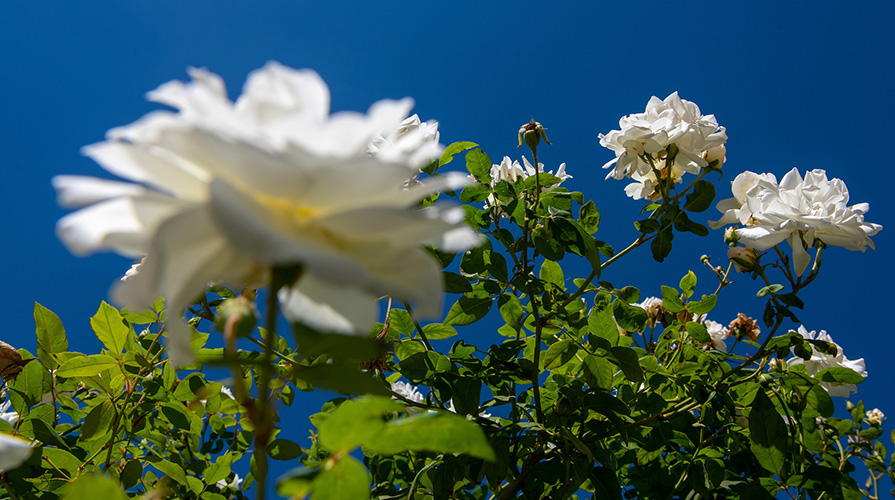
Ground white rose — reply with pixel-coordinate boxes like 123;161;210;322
53;63;482;365
710;168;882;276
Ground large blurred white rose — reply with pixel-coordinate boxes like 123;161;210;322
599;92;726;199
786;326;866;398
53;62;480;365
709;168;882;276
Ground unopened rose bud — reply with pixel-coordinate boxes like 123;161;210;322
518;119;551;151
865;408;886;427
723;227;739;246
728;246;759;272
767;358;785;372
700;254;711;265
216;296;258;339
703;145;726;170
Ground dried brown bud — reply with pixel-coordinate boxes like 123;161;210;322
0;341;31;382
729;313;761;342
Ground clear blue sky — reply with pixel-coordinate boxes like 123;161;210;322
2;1;892;494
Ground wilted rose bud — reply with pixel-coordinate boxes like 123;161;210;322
865;408;886;427
729;313;761;342
518;119;551;151
0;341;30;382
728;246;759;272
216;296;258;339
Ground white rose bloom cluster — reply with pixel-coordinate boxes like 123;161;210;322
53;62;482;366
367;114;440;168
636;297;663;329
710;168;882;276
704;319;730;352
786;326;866;398
485;156;570;214
865;408;886;427
599;92;726;200
0;399;17;426
391;381;425;406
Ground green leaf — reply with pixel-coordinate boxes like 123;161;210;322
814;367;865;384
9;351;43;406
438;141;478;168
616;286;640;304
276;466;320;498
757;284;785;297
312;455;369;500
400;351;453;381
610;346;644;383
294;364;390;396
612;301;648;333
679;271;697;299
146;456;188;486
497;293;524;327
583;354;614;390
366;411;495;460
589;467;623;500
688;294;717;315
683;180;716;212
543;340;576;369
91;301;130;356
422;323;458;340
685;322;711;343
161;402;193;431
539;260;565;290
444;292;493;326
749;391;788;476
443;271;472;294
650;226;673;262
80;399;115;442
465;149;492;183
522;173;561;191
660;286;685;313
450;377;481;416
579;200;601;233
56;354;118;378
459;182;491;203
318;397;402;453
34;302;67;370
61;474;128;500
805;384;835;418
203;452;234;485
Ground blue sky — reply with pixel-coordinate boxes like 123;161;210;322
2;0;893;494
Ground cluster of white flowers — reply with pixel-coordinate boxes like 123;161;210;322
53;62;482;365
704;319;730;352
636;297;730;351
636;297;664;329
786;326;866;398
710;168;882;276
367;114;440;168
599;92;727;200
0;399;17;426
216;473;243;494
484;156;570;213
865;408;886;427
391;380;425;407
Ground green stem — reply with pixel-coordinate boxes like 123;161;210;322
254;266;295;500
403;302;433;351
